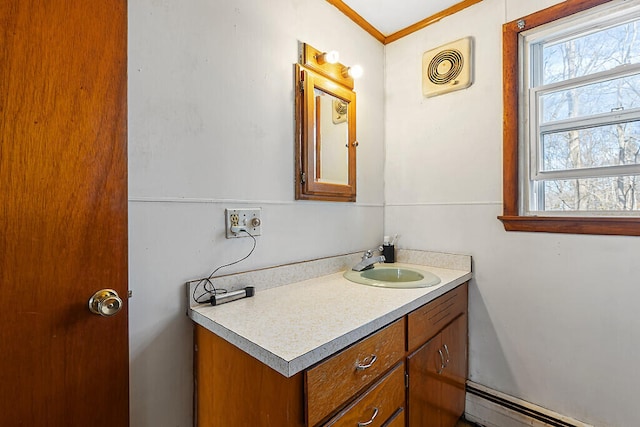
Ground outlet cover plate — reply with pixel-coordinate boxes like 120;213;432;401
225;208;262;238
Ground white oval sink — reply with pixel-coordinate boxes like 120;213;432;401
343;265;441;288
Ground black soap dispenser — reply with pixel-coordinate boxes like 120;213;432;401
382;235;395;263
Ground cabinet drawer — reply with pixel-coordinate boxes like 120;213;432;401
407;283;467;352
322;362;405;427
381;408;405;427
306;319;405;426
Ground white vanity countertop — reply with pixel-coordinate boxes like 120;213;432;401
188;259;471;378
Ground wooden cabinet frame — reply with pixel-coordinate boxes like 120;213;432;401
295;43;357;202
499;0;640;236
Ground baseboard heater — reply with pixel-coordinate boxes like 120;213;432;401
465;381;593;427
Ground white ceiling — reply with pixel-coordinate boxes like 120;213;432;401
341;0;463;36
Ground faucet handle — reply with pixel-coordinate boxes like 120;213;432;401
363;246;384;259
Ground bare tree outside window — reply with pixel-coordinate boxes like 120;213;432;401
535;19;640;212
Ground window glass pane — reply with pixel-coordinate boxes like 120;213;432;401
542;19;640;84
540;74;640;123
541;175;640;211
542;121;640;171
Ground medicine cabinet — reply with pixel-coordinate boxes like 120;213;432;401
295;43;357;202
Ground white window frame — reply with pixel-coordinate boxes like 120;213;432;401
520;0;640;217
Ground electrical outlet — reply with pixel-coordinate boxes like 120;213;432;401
225;208;262;238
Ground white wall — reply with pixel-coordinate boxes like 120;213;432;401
128;0;640;425
128;0;384;425
384;1;640;426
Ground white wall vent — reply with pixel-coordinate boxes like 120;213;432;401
422;37;473;98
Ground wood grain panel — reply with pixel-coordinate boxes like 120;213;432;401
406;313;467;427
498;215;640;236
306;319;405;426
440;314;468;427
0;1;128;425
407;283;467;352
382;407;405;427
407;337;442;427
323;362;405;427
502;15;520;217
195;326;305;427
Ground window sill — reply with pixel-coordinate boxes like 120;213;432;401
498;215;640;236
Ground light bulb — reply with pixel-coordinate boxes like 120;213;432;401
325;50;340;64
316;50;340;64
348;65;363;79
342;65;364;79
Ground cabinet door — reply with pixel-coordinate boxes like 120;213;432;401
407;336;443;427
382;408;405;427
440;314;467;427
195;326;305;427
407;314;467;427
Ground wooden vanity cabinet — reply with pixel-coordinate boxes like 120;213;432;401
407;284;468;427
194;282;468;427
194;319;406;427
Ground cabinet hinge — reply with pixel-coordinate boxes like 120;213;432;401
299;81;304;93
405;372;409;388
300;171;306;184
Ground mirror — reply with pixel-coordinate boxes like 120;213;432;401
314;89;349;185
295;43;357;202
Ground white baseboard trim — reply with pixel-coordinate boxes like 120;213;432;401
465;381;594;427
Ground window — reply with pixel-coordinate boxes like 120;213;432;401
500;0;640;235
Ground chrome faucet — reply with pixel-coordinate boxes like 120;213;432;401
352;247;386;271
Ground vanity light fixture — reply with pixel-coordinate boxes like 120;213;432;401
342;64;363;79
315;50;340;64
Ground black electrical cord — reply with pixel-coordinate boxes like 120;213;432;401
192;229;257;304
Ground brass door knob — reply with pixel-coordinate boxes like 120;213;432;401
88;289;123;316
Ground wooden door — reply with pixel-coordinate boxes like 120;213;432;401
0;1;128;426
440;315;468;427
407;336;442;427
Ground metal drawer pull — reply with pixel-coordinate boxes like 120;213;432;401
437;348;445;374
357;407;379;427
443;344;450;367
356;354;377;371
